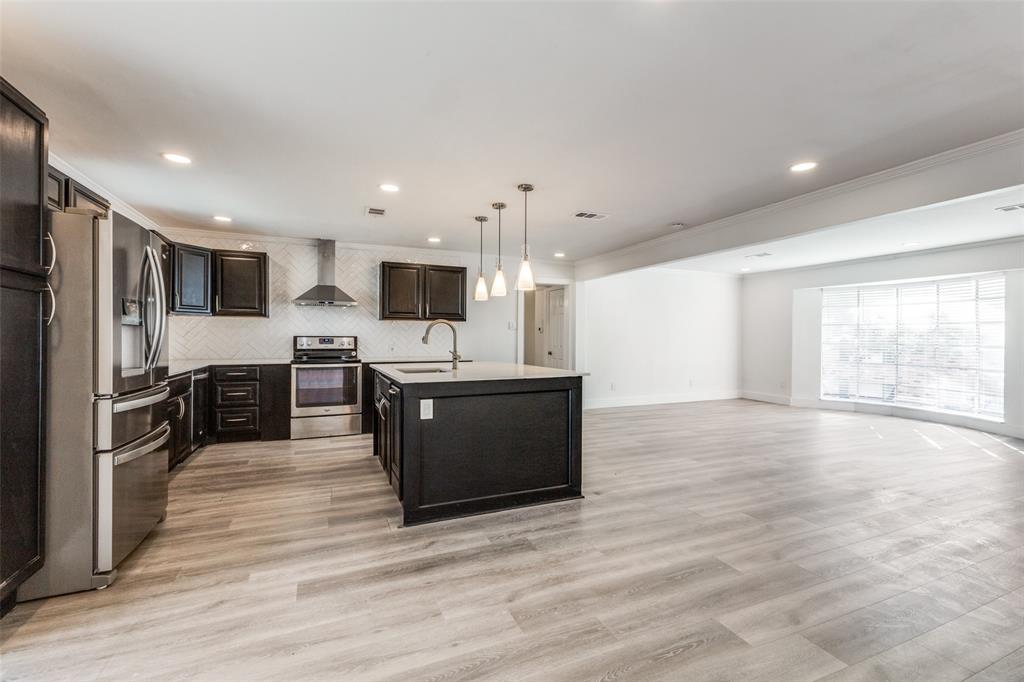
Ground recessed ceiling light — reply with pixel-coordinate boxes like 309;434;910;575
740;267;751;272
213;216;232;223
554;252;566;258
162;152;192;164
379;183;400;192
427;237;441;243
902;241;920;247
789;161;817;172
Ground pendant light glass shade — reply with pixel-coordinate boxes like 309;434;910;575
473;215;489;301
515;253;535;291
474;273;489;301
490;267;507;297
515;184;536;291
490;201;508;297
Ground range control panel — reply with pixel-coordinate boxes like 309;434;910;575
294;336;356;350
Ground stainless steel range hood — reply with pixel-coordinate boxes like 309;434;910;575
294;239;357;307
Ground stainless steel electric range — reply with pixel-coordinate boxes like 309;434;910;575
290;336;361;439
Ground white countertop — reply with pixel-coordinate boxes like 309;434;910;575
359;356;470;364
370;361;586;384
168;358;292;375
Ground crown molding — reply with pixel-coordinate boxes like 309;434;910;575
576;129;1024;270
741;235;1024;277
48;153;163;231
158;226;569;270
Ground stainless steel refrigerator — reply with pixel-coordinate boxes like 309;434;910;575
19;209;171;600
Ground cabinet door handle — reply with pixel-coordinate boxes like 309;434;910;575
44;283;56;326
178;396;186;419
44;231;57;274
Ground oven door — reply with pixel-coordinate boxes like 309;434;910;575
291;363;362;417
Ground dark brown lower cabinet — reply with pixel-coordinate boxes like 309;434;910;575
0;268;47;613
191;371;209;450
259;364;291;442
167;374;193;471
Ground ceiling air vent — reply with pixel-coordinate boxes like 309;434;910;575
574;211;609;220
995;203;1024;212
366;206;386;217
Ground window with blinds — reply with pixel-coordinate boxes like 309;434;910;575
820;273;1005;419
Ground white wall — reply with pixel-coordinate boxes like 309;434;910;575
741;238;1024;437
577;268;741;409
161;228;572;362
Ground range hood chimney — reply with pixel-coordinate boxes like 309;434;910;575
294;239;357;307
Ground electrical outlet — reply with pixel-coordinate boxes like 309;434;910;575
610;383;615;391
420;399;433;420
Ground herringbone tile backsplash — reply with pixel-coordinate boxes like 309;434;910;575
162;230;518;362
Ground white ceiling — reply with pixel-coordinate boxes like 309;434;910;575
2;2;1022;261
664;185;1024;274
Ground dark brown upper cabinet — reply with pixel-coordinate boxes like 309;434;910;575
66;178;110;218
424;265;467;321
1;78;48;277
170;244;213;315
214;250;268;317
45;167;66;212
380;262;425;319
379;261;466;321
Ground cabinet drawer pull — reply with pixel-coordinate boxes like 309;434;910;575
224;417;248;423
225;371;247;376
225;391;247;396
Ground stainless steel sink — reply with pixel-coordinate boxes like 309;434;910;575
398;367;450;374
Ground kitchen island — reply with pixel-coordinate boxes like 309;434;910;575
370;361;584;525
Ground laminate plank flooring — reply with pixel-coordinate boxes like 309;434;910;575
2;400;1023;681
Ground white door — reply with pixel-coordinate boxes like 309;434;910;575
545;288;565;368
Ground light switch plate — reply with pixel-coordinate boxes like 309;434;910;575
420;399;433;420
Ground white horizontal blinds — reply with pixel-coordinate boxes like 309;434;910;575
821;288;859;399
820;273;1005;420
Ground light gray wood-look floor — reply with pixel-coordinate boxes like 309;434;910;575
2;400;1023;681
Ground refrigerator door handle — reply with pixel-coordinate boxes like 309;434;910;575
146;245;168;370
112;423;171;466
140;248;155;371
44;231;57;274
44;282;56;326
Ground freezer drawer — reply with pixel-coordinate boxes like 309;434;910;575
95;383;170;451
95;423;170;573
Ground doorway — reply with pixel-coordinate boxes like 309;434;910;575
523;285;569;368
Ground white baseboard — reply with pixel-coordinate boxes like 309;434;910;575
740;390;791;406
584;390;740;410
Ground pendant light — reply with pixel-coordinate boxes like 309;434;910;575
490;201;508;297
515;183;536;291
473;215;489;301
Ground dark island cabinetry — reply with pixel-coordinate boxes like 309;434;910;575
372;365;583;525
379;261;466;321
